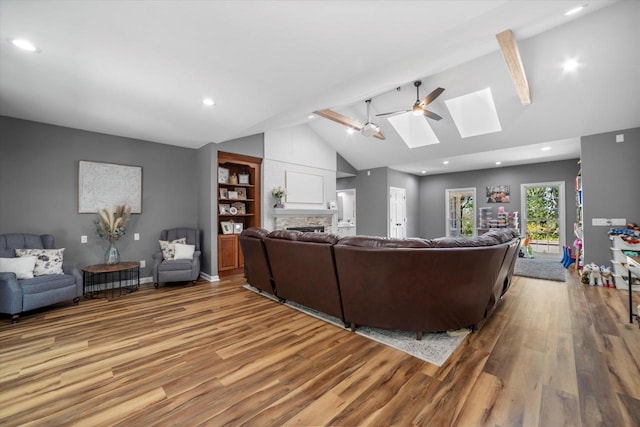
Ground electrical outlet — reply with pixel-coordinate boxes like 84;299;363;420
134;233;140;240
81;235;87;243
140;260;146;268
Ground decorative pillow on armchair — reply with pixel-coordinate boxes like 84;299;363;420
15;248;65;276
0;256;38;279
159;238;186;260
174;243;196;260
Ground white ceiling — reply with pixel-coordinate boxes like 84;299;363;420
1;0;638;175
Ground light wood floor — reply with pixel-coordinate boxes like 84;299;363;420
1;271;638;426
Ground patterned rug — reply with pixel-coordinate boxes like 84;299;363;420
514;258;567;282
243;284;469;366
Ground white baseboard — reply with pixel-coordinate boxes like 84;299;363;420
200;272;219;282
140;276;154;284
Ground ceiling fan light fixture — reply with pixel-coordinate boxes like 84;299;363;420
360;122;380;137
412;103;423;116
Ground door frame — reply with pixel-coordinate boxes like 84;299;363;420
445;187;477;237
520;181;566;253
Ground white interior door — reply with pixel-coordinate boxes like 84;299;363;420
389;187;406;238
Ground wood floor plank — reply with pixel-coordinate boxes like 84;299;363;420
1;270;638;426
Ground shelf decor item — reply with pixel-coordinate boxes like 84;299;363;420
221;221;234;235
272;186;286;208
238;172;250;184
218;167;230;184
94;204;131;265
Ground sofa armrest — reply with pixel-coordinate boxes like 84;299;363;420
152;251;163;266
0;272;23;315
63;262;84;297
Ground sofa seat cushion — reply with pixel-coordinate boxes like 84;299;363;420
157;259;193;272
20;274;77;295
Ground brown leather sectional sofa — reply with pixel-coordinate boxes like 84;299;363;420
240;227;521;338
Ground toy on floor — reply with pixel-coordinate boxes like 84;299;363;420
600;266;614;288
561;245;575;268
519;235;534;258
584;263;602;286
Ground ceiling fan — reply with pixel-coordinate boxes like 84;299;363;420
314;99;385;140
377;81;445;121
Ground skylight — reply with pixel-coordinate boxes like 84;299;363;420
445;88;502;138
387;112;440;149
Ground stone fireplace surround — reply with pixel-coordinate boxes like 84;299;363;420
274;208;336;234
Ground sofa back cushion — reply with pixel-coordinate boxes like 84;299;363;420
0;234;54;258
239;228;274;295
264;232;344;321
337;235;434;248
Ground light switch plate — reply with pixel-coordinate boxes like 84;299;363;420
81;235;87;243
134;233;140;240
140;260;146;268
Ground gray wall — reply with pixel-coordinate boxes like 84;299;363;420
419;159;580;244
337;153;357;177
337;167;388;236
0;116;197;278
196;143;214;275
581;127;640;266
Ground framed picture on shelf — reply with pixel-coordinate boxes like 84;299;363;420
238;173;250;184
219;188;228;199
234;187;247;200
220;221;234;235
218;167;230;184
231;202;246;214
228;191;239;200
219;204;230;215
233;223;244;234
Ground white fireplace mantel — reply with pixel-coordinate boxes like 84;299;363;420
274;208;337;216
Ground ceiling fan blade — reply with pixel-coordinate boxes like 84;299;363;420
422;109;443;121
420;87;445;107
314;109;363;131
375;110;410;117
373;131;386;140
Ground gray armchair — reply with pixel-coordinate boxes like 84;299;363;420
0;233;82;323
152;228;201;288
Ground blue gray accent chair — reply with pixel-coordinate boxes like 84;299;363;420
0;233;83;323
152;228;201;288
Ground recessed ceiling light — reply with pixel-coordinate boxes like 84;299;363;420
565;5;586;16
495;161;502;165
11;38;39;52
346;128;354;135
442;160;449;165
307;114;314;119
421;170;427;174
563;59;579;72
541;146;551;151
202;98;215;106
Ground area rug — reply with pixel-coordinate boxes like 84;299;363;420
514;258;567;282
243;284;469;366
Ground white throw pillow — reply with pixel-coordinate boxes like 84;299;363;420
159;238;186;260
15;248;65;276
0;256;38;279
174;243;195;260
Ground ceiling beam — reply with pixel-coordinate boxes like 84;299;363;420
496;29;531;105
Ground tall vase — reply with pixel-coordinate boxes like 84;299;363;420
105;241;119;265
